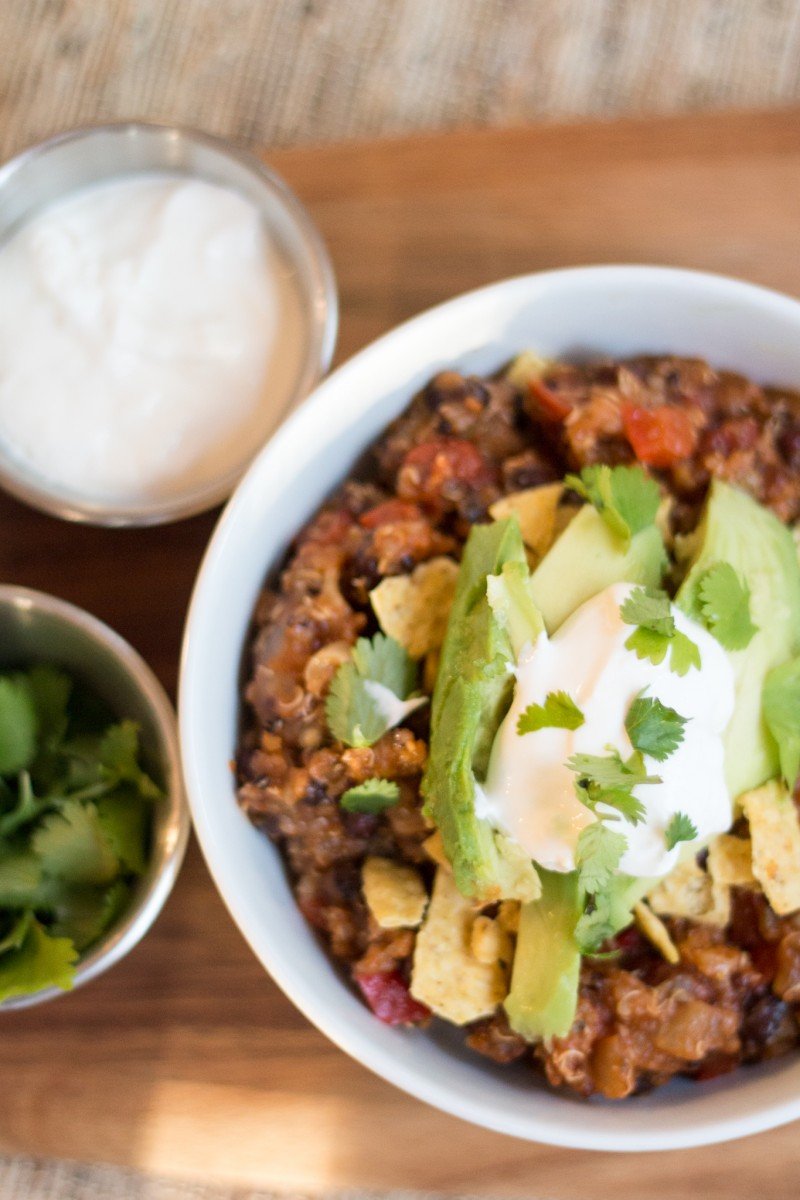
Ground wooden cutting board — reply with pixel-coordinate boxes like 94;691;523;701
3;108;800;1199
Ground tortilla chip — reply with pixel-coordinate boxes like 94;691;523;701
489;483;565;560
422;829;451;870
497;900;521;934
633;901;680;964
470;914;513;967
361;857;428;929
504;350;551;390
647;858;714;920
741;780;800;915
410;868;507;1024
369;556;459;659
708;834;757;888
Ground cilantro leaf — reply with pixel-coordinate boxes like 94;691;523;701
665;811;698;851
48;880;130;952
575;821;626;893
95;788;149;874
32;799;119;886
565;464;660;545
517;691;584;735
0;909;33;956
97;721;162;801
0;675;37;776
622;587;701;676
620;586;675;637
625;695;687;761
669;631;703;676
26;666;71;755
0;916;77;1001
763;656;800;790
697;562;758;651
574;899;620;956
326;634;421;748
568;749;660;795
340;778;400;814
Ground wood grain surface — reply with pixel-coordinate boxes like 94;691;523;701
3;108;800;1198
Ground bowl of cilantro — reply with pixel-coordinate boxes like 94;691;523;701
0;585;188;1008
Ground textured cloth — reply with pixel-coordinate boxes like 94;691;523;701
0;1157;492;1200
3;0;800;160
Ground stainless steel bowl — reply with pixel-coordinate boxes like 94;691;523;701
0;122;338;526
0;585;189;1009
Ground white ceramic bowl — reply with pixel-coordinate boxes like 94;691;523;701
180;265;800;1150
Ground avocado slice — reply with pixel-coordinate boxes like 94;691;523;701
676;480;800;799
529;505;666;633
422;518;542;903
505;869;583;1041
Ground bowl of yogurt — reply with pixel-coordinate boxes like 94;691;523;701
0;122;337;525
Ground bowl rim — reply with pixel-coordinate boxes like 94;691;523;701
0;583;190;1009
0;120;339;527
179;264;800;1150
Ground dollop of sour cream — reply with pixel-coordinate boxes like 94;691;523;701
476;582;735;880
0;173;305;505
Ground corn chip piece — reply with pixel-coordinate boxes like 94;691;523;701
707;834;757;888
489;483;565;560
470;915;513;967
410;868;507;1023
647;857;714;920
422;829;451;870
369;557;459;658
633;901;680;964
741;780;800;915
497;900;521;934
362;857;428;929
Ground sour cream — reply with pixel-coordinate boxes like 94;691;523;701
0;173;305;505
476;583;735;880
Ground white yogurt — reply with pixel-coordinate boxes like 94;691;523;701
476;582;735;880
0;173;306;505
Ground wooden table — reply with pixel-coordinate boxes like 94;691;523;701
3;108;800;1198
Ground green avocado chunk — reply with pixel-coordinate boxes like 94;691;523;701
422;518;542;904
529;505;666;634
676;480;800;799
504;869;583;1042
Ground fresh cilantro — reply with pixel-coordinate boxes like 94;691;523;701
326;634;422;748
565;464;660;545
574;898;620;956
763;656;800;790
575;821;627;893
517;691;584;735
0;675;37;776
664;811;698;851
340;778;400;814
0;916;77;1003
625;694;687;762
621;586;701;676
620;587;675;636
0;668;160;1001
697;562;758;651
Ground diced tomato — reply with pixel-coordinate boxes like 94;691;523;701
355;970;431;1025
300;508;354;546
358;499;424;529
621;404;698;468
399;438;495;506
528;378;573;421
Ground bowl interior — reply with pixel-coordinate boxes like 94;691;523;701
0;588;187;1008
180;265;800;1149
0;123;337;525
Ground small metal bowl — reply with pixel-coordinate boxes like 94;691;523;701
0;122;338;526
0;585;189;1009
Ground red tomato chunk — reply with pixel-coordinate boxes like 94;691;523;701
355;970;431;1025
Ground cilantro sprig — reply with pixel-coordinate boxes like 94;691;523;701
0;666;160;1002
568;749;658;826
621;586;701;676
696;562;758;651
340;778;400;814
517;691;584;735
763;656;800;790
564;464;661;546
625;694;687;762
326;633;424;748
664;811;698;851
